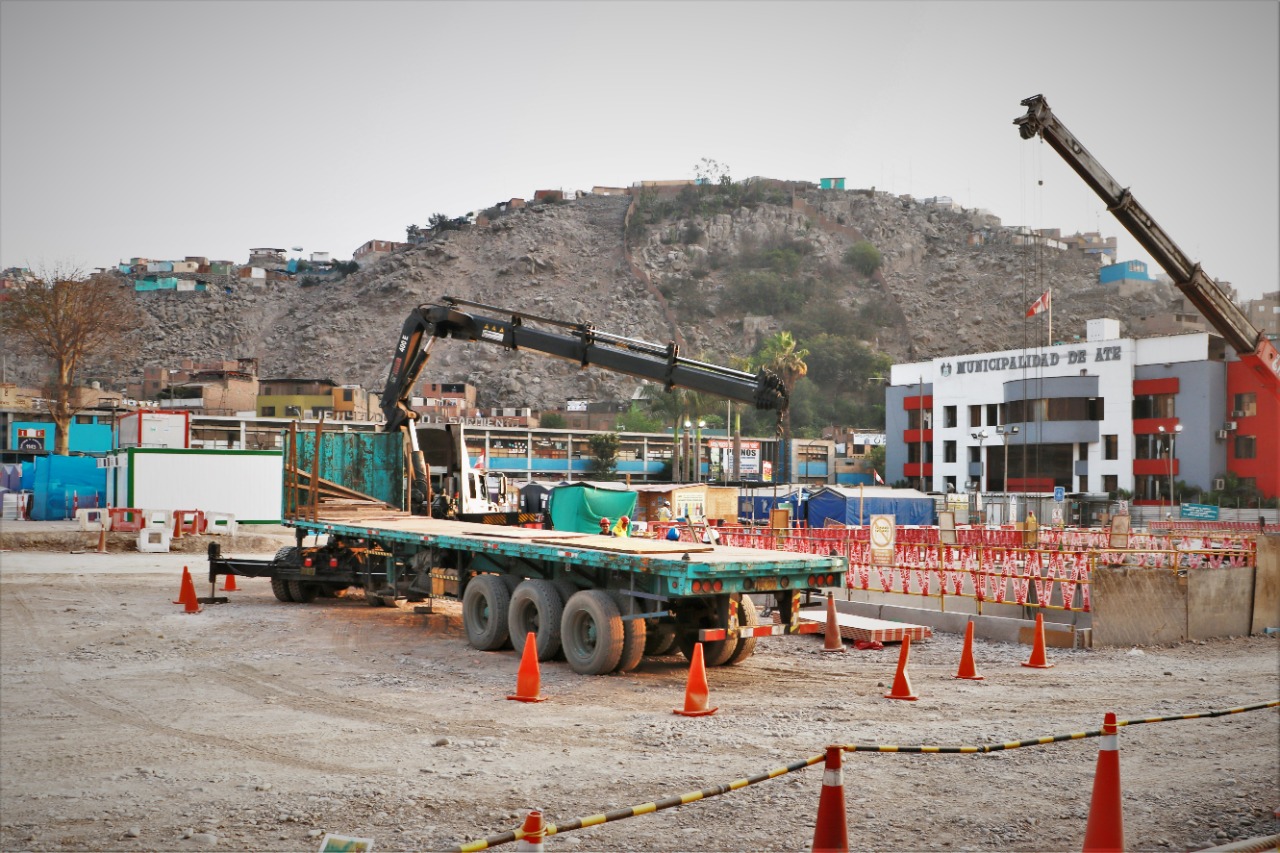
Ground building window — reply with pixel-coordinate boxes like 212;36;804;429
1232;393;1256;418
944;440;957;463
261;406;276;417
1234;435;1257;459
968;445;981;464
969;405;982;428
1132;393;1174;419
944;476;957;493
944;406;957;429
1103;435;1118;460
1102;474;1118;493
343;389;354;402
986;403;998;426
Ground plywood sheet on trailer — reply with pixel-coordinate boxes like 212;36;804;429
531;534;715;555
306;515;590;542
789;609;932;643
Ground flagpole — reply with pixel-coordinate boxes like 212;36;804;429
1047;288;1053;347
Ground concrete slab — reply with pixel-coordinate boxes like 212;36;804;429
793;608;932;643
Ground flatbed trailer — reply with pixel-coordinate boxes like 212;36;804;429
207;513;845;675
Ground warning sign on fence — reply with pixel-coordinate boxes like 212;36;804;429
870;514;896;567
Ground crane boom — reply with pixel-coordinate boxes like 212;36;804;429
382;296;788;434
1014;94;1280;394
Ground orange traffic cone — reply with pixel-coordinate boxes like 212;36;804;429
1082;712;1124;852
95;521;108;554
221;572;239;592
507;632;547;702
673;642;718;716
811;745;849;853
173;566;195;604
171;512;183;541
821;591;846;653
883;635;919;701
954;620;984;680
514;808;546;852
1022;612;1055;669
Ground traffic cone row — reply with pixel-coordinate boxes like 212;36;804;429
514;808;546;852
220;572;239;592
173;566;201;614
1082;712;1124;852
1022;612;1055;669
673;642;718;717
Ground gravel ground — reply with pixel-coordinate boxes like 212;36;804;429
0;544;1277;853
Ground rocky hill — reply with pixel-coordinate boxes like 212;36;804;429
68;185;1178;413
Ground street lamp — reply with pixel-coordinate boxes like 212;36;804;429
1157;424;1182;519
971;430;989;491
695;419;706;483
997;424;1020;493
682;419;692;482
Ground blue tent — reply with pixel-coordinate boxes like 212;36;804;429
737;487;810;525
805;485;935;527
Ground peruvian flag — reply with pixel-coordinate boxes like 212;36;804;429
1026;289;1051;317
472;450;486;471
873;469;885;485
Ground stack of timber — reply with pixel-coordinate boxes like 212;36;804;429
284;464;404;522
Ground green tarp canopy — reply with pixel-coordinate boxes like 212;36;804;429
547;483;638;533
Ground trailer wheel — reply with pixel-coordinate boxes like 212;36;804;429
462;575;512;651
560;590;623;676
608;592;647;673
508;580;564;661
287;580;319;603
723;595;759;666
675;598;736;667
643;623;677;656
270;578;294;602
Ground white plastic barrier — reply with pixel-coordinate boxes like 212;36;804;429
137;527;172;553
202;511;237;536
76;507;112;531
141;508;174;530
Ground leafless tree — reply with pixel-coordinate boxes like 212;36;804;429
0;267;141;454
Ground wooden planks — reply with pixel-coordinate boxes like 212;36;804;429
788;609;933;644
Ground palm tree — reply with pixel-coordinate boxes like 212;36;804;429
753;332;809;481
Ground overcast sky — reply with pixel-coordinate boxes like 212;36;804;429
2;1;1276;303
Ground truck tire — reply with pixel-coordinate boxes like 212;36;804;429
273;546;300;565
287;580;318;603
270;578;294;602
723;595;759;666
675;597;736;667
560;590;623;676
463;574;512;651
608;591;647;673
643;623;677;656
508;580;564;661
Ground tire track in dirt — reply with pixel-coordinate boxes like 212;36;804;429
4;588;354;776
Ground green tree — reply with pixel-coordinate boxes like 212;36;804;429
539;412;567;429
617;403;664;433
588;432;620;478
0;269;141;455
843;241;883;276
753;331;809;479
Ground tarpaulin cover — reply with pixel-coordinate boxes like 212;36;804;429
547;483;638;533
805;485;936;527
737;487;810;523
28;456;106;520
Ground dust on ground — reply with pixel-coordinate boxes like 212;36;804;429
1;542;1276;853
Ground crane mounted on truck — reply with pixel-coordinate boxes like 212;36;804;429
210;300;828;676
380;296;790;518
1014;94;1280;397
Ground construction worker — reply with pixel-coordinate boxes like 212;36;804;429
613;516;630;538
657;500;673;522
599;517;612;536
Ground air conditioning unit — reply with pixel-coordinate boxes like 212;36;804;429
1215;429;1229;440
1213;478;1225;491
1231;410;1246;418
1223;421;1238;431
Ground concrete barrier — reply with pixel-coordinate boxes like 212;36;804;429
202;511;237;536
76;507;111;531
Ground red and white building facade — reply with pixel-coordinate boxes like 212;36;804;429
886;319;1279;502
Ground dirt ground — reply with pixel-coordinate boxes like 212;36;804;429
1;534;1277;853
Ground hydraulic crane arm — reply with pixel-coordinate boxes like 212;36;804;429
1014;94;1280;394
381;296;788;433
